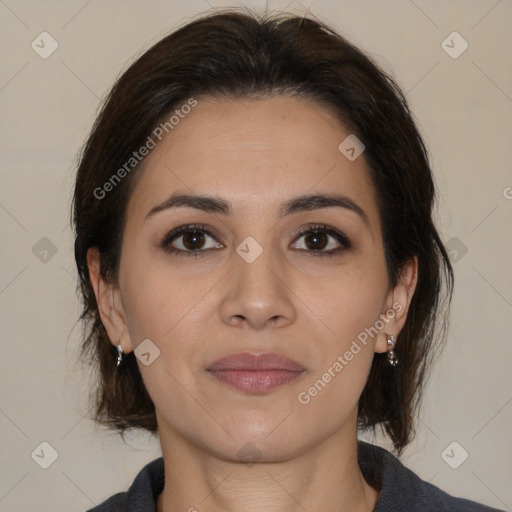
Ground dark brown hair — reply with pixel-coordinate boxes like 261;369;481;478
72;7;454;455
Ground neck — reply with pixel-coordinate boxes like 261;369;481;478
156;420;379;512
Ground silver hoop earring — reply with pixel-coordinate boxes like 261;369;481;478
386;333;398;367
116;342;123;367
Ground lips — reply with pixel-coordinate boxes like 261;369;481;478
207;352;305;371
206;352;306;393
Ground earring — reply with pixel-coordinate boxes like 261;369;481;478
116;342;123;367
385;333;398;367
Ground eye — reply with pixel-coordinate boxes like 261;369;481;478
160;223;352;258
290;224;352;257
160;224;223;257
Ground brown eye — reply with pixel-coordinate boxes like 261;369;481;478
303;231;329;251
181;231;207;251
291;224;351;257
161;223;351;259
161;224;222;257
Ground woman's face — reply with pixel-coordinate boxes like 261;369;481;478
94;95;415;461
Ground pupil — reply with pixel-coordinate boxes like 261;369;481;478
305;232;327;250
183;231;204;250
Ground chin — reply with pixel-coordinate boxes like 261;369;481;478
204;416;319;463
211;434;308;464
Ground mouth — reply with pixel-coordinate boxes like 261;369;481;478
206;352;306;394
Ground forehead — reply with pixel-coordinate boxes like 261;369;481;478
126;95;379;227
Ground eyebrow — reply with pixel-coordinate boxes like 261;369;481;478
144;192;370;226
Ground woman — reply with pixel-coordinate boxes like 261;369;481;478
72;8;504;512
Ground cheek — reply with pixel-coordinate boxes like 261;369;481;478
119;252;200;343
118;252;209;393
292;345;373;450
119;261;204;428
301;257;388;345
295;262;386;405
295;277;384;430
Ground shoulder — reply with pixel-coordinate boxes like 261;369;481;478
84;491;127;512
357;441;505;512
84;456;165;512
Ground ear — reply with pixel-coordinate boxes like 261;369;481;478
374;255;418;354
86;247;133;354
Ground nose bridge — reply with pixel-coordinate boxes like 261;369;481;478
236;235;277;291
234;234;281;304
219;233;295;329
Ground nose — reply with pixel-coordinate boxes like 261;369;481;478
219;245;296;331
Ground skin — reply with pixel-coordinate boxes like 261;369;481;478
88;95;417;512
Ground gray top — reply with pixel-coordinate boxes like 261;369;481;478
86;440;505;511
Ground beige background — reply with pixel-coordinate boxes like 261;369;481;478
1;0;511;510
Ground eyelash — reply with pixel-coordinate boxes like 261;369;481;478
160;223;352;258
